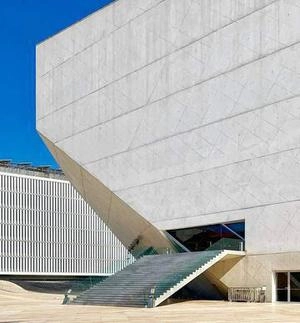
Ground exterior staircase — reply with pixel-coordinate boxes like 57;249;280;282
71;250;244;307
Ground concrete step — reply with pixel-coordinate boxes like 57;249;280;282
71;250;225;307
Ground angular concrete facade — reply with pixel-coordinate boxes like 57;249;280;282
37;0;300;301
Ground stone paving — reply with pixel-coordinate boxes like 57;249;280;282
1;282;300;323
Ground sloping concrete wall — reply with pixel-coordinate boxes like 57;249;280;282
37;0;300;254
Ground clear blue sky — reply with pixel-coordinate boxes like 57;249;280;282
0;0;113;169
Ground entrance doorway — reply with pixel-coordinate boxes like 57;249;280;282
276;272;300;302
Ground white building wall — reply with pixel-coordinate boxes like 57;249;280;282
37;0;300;255
0;170;132;275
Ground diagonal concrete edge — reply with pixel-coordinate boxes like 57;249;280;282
154;251;245;307
39;132;175;256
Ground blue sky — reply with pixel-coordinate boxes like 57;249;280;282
0;0;112;168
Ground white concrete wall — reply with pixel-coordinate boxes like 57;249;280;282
207;251;300;302
37;0;300;254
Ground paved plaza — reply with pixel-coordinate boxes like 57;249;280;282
1;281;300;322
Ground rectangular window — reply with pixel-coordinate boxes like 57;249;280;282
276;272;288;301
290;272;300;302
276;272;300;302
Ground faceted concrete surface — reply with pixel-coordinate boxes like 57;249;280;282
2;281;300;322
206;251;300;302
37;0;300;257
39;134;174;254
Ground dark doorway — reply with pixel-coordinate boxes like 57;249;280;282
276;272;300;302
276;272;288;301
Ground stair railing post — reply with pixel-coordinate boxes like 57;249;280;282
239;241;244;251
147;286;156;308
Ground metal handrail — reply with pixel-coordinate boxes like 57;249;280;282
228;287;266;302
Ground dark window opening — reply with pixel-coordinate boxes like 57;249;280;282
168;221;245;252
276;272;288;302
290;272;300;302
277;272;300;302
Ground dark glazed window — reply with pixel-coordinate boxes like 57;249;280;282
276;272;288;302
168;221;245;252
290;272;300;302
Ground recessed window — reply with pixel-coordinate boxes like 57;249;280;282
276;272;300;302
168;221;245;252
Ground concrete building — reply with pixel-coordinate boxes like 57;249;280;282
0;161;132;276
36;0;300;303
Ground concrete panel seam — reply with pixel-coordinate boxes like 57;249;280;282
82;92;300;168
40;0;168;77
44;37;300;147
113;144;300;193
37;0;280;122
155;198;300;224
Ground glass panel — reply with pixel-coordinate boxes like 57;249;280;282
277;290;288;302
277;272;288;288
290;289;300;302
290;272;300;302
168;221;245;252
225;222;245;239
168;225;222;251
290;272;300;288
276;272;288;301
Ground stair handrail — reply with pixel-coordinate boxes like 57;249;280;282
144;286;156;308
206;237;244;251
149;251;221;305
134;246;158;259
